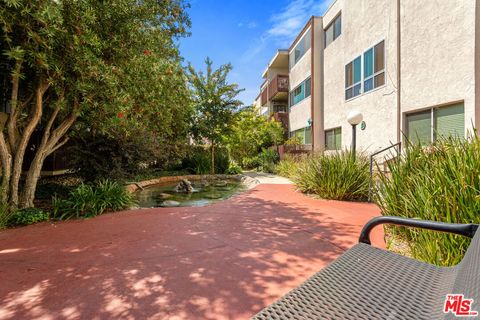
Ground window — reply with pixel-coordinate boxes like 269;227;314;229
324;14;341;48
290;77;311;106
305;77;311;98
292;84;304;105
291;126;312;144
325;127;342;150
364;41;385;93
290;29;311;68
345;40;385;100
406;103;464;145
345;56;361;100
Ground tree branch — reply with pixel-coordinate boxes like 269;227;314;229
7;60;23;152
49;136;69;155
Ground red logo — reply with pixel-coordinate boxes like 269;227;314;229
444;294;478;317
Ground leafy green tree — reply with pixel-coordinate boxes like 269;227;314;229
0;0;190;208
187;57;243;174
226;106;285;166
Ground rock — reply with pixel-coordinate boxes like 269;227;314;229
174;179;193;193
160;200;181;207
214;180;228;187
159;193;172;199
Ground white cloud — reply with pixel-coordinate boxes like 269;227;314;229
241;0;331;62
238;21;258;29
267;0;330;42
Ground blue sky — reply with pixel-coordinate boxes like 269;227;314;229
179;0;333;106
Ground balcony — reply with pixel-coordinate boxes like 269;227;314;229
267;75;289;101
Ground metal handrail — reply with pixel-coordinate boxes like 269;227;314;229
359;216;479;245
368;142;401;202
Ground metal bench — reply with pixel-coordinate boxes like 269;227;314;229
252;216;479;320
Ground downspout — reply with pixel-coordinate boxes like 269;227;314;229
396;0;401;143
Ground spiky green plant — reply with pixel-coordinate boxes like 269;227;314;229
274;155;301;179
52;180;136;220
375;136;480;266
294;151;370;201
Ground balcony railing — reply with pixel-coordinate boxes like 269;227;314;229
267;75;289;100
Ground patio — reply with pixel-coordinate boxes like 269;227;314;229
0;183;383;320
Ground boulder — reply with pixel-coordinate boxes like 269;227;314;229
160;200;181;207
214;180;228;187
174;179;193;193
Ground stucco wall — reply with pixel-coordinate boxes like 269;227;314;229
401;0;476;135
289;98;311;132
322;0;398;153
266;67;288;81
289;35;312;134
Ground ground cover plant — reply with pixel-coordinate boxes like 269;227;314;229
375;136;480;266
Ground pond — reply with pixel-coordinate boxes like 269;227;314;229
134;179;247;208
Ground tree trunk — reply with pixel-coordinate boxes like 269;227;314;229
20;149;47;208
20;102;78;208
0;133;12;202
9;82;47;208
211;141;215;175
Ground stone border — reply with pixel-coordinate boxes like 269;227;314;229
126;174;258;193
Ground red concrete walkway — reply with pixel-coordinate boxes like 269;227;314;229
0;184;383;320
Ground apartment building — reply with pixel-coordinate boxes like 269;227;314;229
256;0;479;153
254;50;290;135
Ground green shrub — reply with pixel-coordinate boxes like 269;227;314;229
7;208;50;227
226;163;242;175
275;155;300;178
182;146;230;174
242;156;260;170
258;148;280;173
375;136;480;266
52;180;136;220
294;150;369;201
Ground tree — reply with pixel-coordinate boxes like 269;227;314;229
226;106;285;166
0;0;190;208
187;57;243;174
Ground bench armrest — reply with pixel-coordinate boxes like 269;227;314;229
359;216;479;245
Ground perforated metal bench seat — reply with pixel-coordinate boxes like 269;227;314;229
252;216;479;320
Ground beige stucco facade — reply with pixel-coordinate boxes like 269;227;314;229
255;0;478;153
322;0;398;152
400;0;477;133
289;45;312;132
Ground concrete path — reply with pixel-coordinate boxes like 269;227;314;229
0;184;383;320
242;171;293;185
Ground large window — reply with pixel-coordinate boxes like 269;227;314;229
324;14;341;48
345;56;361;100
290;29;311;68
406;103;465;145
290;77;311;106
291;126;312;145
345;40;385;100
363;41;385;93
325;127;342;150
